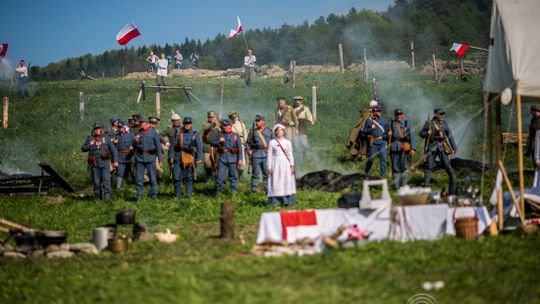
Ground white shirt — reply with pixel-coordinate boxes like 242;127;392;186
156;58;168;76
174;53;183;63
244;55;256;67
15;65;28;78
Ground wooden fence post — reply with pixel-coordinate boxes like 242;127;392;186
311;86;317;123
363;48;369;83
2;97;8;129
220;202;235;239
410;41;415;69
431;53;438;80
291;60;296;88
338;43;344;73
155;92;161;118
79;92;84;121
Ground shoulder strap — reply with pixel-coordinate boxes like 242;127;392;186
275;138;291;165
256;129;268;148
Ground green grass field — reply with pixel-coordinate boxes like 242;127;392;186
1;70;539;303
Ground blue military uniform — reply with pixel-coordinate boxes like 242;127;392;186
246;115;272;193
361;107;389;176
134;116;163;201
419;108;458;194
115;128;135;189
81;122;118;200
213;119;244;195
169;117;203;197
389;109;416;188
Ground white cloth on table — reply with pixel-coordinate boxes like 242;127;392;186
156;58;168;76
267;138;295;197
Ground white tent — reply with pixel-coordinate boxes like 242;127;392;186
484;0;540;97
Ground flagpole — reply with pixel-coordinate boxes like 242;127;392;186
241;32;249;51
469;45;488;52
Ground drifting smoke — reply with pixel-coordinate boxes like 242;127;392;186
0;139;42;176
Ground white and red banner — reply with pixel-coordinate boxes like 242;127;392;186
227;16;243;40
116;22;141;45
450;42;470;57
280;210;318;241
0;43;8;60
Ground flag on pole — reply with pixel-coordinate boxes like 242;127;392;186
116;22;141;45
450;42;470;57
227;16;243;40
0;43;8;60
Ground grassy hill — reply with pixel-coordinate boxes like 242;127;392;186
0;70;538;303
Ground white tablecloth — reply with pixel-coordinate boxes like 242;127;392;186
256;205;491;244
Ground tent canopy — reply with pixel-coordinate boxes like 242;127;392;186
484;0;540;97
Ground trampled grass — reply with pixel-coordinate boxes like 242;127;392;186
0;70;538;303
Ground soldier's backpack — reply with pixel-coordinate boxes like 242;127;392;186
347;109;372;161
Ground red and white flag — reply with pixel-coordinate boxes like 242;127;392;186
280;210;318;242
0;43;8;60
227;16;243;40
450;42;470;57
116;22;141;45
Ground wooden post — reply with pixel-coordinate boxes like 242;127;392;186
371;78;378;101
460;57;465;76
2;97;8;129
495;100;502;167
79;92;84;121
498;186;504;230
311;86;317;123
220;202;235;239
291;60;296;88
410;41;415;69
487;96;493;175
338;43;344;73
499;161;526;226
219;82;224;119
516;85;525;214
431;54;438;80
155;92;161;118
363;48;369;83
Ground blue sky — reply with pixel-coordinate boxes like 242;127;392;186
0;0;394;67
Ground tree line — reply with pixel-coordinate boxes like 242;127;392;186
31;0;491;81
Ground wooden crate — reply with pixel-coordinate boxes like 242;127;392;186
501;132;529;145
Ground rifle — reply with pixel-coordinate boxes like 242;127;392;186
248;121;255;175
422;114;431;165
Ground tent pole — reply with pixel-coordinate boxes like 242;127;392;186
516;81;525;214
487;97;493;175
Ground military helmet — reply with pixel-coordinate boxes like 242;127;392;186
434;108;446;115
170;113;181;121
92;122;104;129
394;108;404;115
207;111;217;117
149;116;160;124
228;111;238;119
139;115;149;123
110;115;120;124
372;105;382;112
222;118;232;126
183;116;193;124
255;114;265;121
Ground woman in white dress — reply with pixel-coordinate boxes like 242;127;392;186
267;124;296;205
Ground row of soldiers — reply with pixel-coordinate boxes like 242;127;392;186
354;101;458;194
81;95;313;201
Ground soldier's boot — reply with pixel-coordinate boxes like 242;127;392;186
401;171;409;187
423;170;432;187
238;169;244;181
392;173;401;189
116;177;123;189
205;168;213;180
104;193;111;201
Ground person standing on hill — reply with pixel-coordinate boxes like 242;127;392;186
156;52;168;90
15;59;30;97
146;51;158;72
292;96;314;158
273;97;298;143
389;108;416;188
362;105;389;177
174;49;183;69
244;49;256;87
82;122;118;201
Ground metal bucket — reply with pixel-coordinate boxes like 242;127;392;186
93;227;114;251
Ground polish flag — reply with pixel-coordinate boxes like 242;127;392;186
280;210;318;242
450;42;470;57
227;16;243;40
116;22;141;45
0;43;8;60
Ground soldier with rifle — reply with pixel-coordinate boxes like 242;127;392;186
419;108;458;194
134;115;163;202
169;116;203;198
361;105;389;177
212;119;244;195
81;122;118;201
246;114;272;193
160;112;182;183
114;121;135;189
348;100;379;161
389;108;416;188
200;111;221;180
229;111;248;180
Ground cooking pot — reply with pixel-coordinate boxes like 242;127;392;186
36;230;68;247
116;210;136;225
108;238;128;253
12;231;36;247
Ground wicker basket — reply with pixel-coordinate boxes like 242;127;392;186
453;207;478;240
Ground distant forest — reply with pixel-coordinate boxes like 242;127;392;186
31;0;491;81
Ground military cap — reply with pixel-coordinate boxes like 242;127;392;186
132;114;141;120
128;117;134;123
434;108;445;115
255;114;265;121
275;97;286;101
110;115;120;124
394;108;404;115
92;122;104;129
531;105;540;112
222;118;232;126
170;113;181;121
149;116;160;124
228;111;238;119
139;115;149;123
293;96;304;101
207;111;217;117
183;116;193;124
372;105;382;112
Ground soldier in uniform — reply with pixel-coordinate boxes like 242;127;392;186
273;97;298;142
361;105;389;177
247;114;272;193
106;115;121;139
292;96;314;157
389;108;416;188
169;116;203;198
130;114;141;134
82;122;118;200
200;111;221;179
420;108;458;194
526;105;540;187
160;112;182;182
149;116;164;183
229;111;248;179
134;115;163;202
115;121;135;189
212;119;244;195
348;100;379;161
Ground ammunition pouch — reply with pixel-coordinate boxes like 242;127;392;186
402;141;411;152
180;151;194;168
442;141;453;155
202;135;208;142
87;155;97;167
100;153;112;160
218;147;239;154
250;145;268;151
137;147;157;154
119;149;132;155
